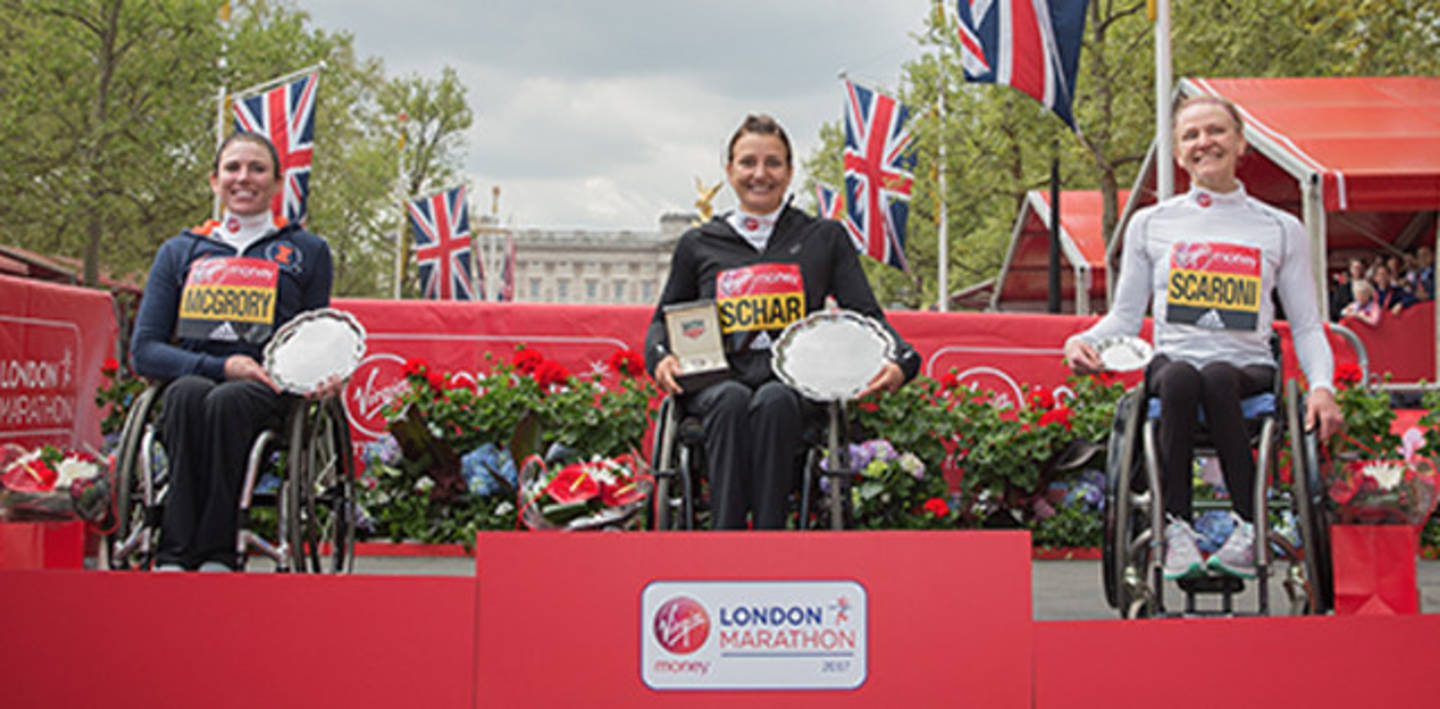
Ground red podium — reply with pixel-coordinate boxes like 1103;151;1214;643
473;531;1033;707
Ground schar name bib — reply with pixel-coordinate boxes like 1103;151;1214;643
176;256;280;344
715;263;805;351
1166;241;1261;330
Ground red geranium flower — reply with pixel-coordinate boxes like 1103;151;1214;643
922;497;950;517
402;357;428;377
512;347;544;374
1029;389;1055;410
426;369;447;390
1039;406;1074;431
545;463;600;505
608;348;645;377
534;360;571;390
1335;361;1363;388
937;371;959;391
101;357;119;376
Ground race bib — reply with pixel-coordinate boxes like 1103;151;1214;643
175;256;280;344
1165;242;1261;330
715;263;805;351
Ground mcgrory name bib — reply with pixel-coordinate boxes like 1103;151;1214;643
176;256;280;344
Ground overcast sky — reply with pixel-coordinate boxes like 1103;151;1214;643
299;1;929;231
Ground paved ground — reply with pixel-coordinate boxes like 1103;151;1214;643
342;554;1440;620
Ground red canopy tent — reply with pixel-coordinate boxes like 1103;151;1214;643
991;189;1127;314
1110;76;1440;383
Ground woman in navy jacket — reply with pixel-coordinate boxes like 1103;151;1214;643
131;132;333;571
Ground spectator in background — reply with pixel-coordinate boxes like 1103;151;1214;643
1372;262;1417;314
1330;257;1367;320
1416;246;1434;301
1339;279;1382;327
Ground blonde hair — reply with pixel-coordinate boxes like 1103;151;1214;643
1172;95;1244;134
1352;279;1375;302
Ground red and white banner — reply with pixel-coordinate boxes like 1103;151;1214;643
335;299;1366;452
0;275;116;451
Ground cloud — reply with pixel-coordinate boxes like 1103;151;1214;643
299;0;925;228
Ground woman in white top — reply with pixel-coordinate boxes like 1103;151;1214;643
1063;96;1343;580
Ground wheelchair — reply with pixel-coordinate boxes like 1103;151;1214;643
649;394;859;531
1102;362;1332;618
105;381;356;573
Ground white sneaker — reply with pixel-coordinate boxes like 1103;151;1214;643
1163;516;1204;580
1208;513;1257;578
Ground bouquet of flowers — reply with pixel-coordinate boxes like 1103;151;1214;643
0;444;108;522
1325;433;1438;525
517;452;653;530
1325;369;1440;525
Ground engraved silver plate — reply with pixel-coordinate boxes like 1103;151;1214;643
1093;336;1154;372
771;310;895;401
263;308;368;394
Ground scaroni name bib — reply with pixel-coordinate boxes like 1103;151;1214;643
176;256;280;344
1166;241;1261;330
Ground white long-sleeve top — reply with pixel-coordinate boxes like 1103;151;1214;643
1066;183;1334;393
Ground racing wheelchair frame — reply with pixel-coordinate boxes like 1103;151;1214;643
648;395;859;531
1102;372;1331;618
105;382;356;573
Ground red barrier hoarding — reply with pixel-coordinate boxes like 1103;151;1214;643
335;299;1364;453
0;275;115;451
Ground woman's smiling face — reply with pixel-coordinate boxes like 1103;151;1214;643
726;132;792;215
209;139;281;217
1173;101;1246;193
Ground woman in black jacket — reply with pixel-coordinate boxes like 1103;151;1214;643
644;114;918;529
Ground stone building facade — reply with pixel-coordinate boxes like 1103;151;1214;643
498;213;692;305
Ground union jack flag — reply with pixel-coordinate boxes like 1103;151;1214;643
232;72;319;224
842;80;915;271
408;185;478;300
813;181;844;222
953;0;1088;130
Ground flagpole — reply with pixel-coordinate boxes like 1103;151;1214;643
1153;0;1174;199
393;113;408;299
213;2;231;220
933;0;949;312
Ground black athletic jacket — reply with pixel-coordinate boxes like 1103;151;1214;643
644;205;919;389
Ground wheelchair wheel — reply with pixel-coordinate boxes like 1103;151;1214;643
1285;379;1333;613
108;384;164;570
284;398;355;574
1102;388;1143;610
650;396;678;531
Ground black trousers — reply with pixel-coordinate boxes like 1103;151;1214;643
157;375;287;569
682;379;816;530
1147;355;1274;523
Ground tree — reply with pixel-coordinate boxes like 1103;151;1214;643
0;0;220;285
803;0;1440;308
383;67;474;298
0;0;475;300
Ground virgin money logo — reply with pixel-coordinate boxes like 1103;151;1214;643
344;353;411;438
653;596;710;655
1172;241;1211;270
717;269;753;297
